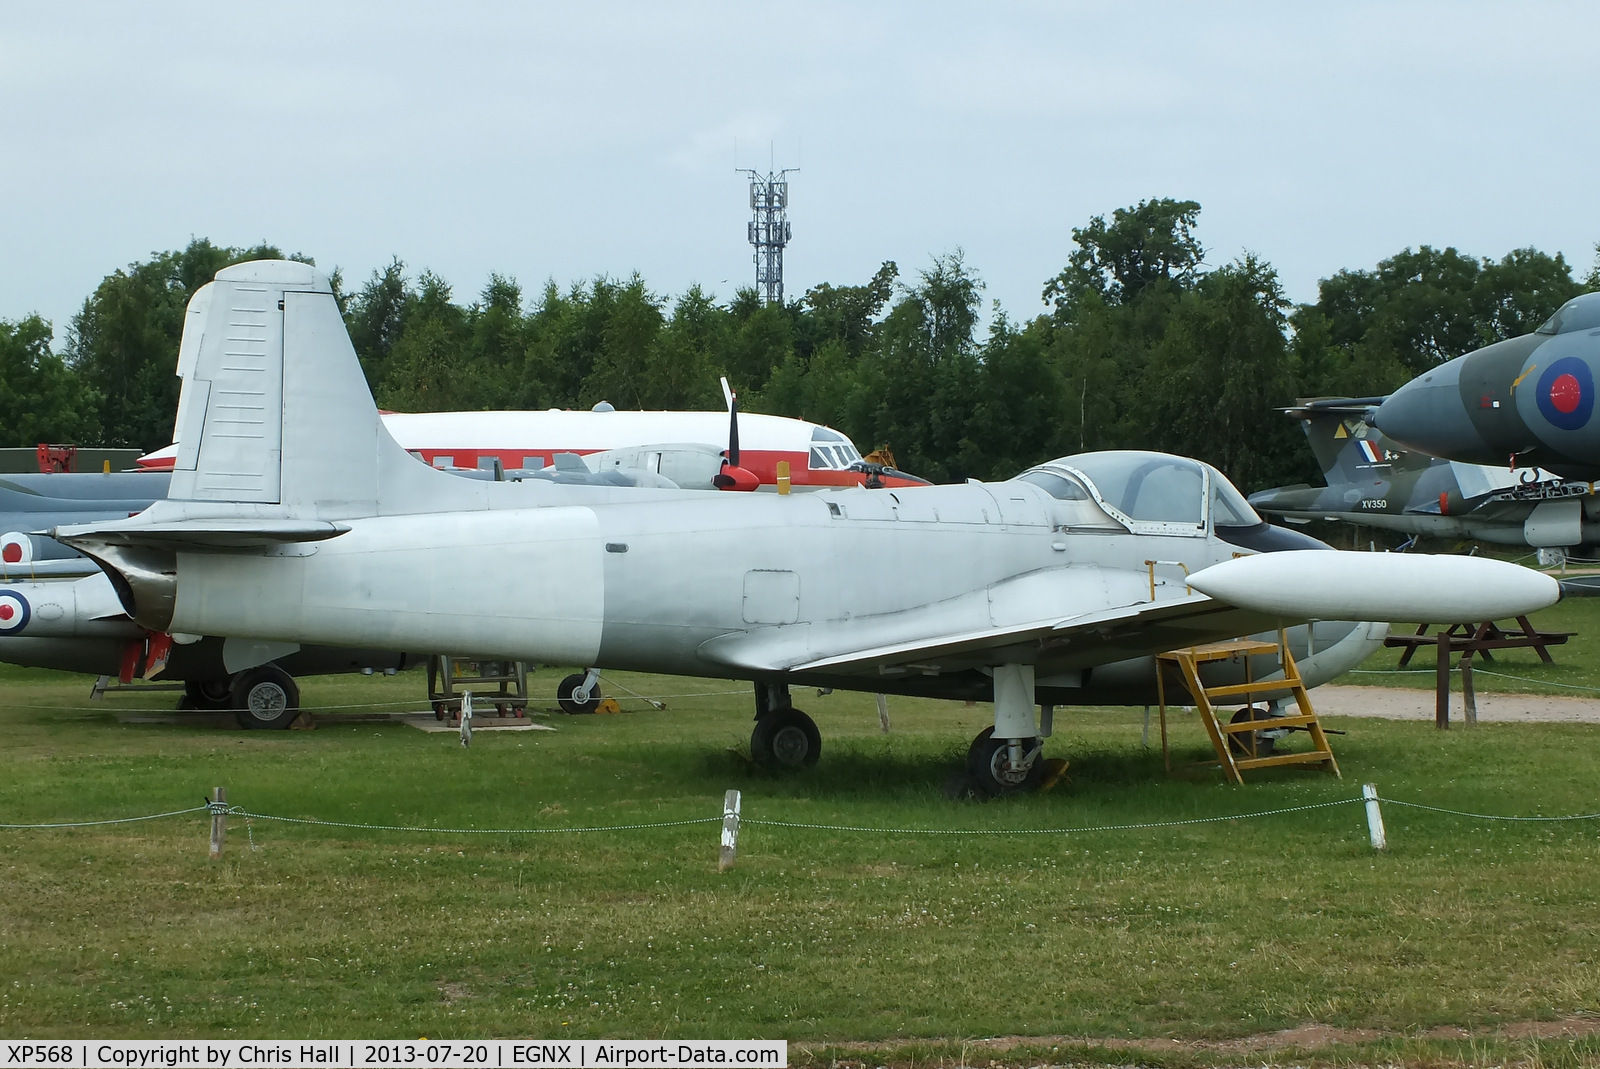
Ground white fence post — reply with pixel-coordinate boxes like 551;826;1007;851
1362;783;1387;851
719;789;742;871
208;786;226;860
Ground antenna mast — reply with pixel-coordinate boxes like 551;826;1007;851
739;167;795;305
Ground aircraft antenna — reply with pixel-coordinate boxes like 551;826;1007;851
738;164;796;305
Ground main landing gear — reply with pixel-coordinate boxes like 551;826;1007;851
744;669;1053;796
557;669;604;715
959;664;1052;797
749;682;821;768
182;668;303;730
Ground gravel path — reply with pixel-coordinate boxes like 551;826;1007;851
1314;684;1600;723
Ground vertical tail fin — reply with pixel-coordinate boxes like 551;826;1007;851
1285;397;1429;487
166;261;481;518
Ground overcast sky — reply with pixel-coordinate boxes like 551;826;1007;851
3;1;1597;342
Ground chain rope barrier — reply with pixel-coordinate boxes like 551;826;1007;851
0;805;208;829
743;798;1362;835
1350;666;1600;694
6;793;1600;839
1381;798;1600;822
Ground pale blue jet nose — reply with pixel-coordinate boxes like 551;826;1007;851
1372;357;1487;462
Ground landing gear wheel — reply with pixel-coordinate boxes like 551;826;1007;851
230;665;300;730
557;673;602;715
184;678;232;711
1228;706;1285;757
966;726;1045;796
751;708;821;768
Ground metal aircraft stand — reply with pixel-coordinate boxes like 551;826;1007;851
1155;633;1340;784
426;656;530;721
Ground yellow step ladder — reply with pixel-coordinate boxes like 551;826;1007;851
1155;633;1340;784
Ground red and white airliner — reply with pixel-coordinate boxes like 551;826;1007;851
138;408;928;490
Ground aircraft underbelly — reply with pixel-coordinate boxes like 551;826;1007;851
171;508;605;663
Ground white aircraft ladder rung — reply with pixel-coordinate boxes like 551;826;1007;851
1154;632;1340;785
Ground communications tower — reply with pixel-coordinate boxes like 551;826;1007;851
740;168;795;305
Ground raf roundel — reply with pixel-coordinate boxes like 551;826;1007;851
0;589;30;635
1535;356;1595;432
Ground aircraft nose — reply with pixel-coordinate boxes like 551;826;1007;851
1372;357;1487;461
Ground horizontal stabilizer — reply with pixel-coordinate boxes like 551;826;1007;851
54;517;350;552
1280;396;1388;419
0;557;104;580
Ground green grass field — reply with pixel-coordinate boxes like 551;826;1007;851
3;600;1600;1065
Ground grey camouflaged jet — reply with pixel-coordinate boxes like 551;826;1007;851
1249;399;1600;555
1374;292;1600;479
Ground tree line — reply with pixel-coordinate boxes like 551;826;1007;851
3;200;1596;492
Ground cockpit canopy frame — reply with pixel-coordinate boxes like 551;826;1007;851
1018;450;1261;537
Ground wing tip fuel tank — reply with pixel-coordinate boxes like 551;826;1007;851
1188;550;1560;622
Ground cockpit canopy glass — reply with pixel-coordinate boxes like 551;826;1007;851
1032;450;1264;532
1063;451;1205;525
1536;292;1600;336
1206;465;1262;527
1015;470;1091;500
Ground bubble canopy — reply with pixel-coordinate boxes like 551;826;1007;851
1535;292;1600;337
1018;450;1262;534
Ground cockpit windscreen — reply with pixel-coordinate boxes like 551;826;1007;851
1064;452;1204;525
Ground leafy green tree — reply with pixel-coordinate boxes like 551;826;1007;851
375;272;472;411
577;275;668;410
1146;255;1303;489
850;252;986;483
723;289;795;397
465;274;528;409
643;286;725;410
0;316;100;446
1307;245;1581;377
959;311;1067;479
755;263;898;434
1042;198;1203;315
66;239;297;449
345;258;413;386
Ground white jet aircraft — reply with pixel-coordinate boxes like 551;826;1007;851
55;262;1560;793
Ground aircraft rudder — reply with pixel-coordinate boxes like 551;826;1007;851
164;260;445;518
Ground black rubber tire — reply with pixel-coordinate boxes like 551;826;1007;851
966;727;1046;796
751;707;822;768
1228;706;1281;757
184;678;232;711
230;665;300;730
557;672;602;715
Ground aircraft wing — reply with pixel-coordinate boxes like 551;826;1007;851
705;551;1560;680
705;594;1281;679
